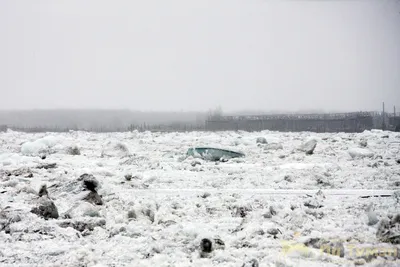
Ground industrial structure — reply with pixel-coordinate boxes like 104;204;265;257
206;111;400;133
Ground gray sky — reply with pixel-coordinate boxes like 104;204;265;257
1;0;399;113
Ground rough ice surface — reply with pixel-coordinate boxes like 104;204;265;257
20;135;63;156
348;148;375;159
0;129;400;266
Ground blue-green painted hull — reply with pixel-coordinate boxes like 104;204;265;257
187;147;245;161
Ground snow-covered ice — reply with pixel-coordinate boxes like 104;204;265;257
0;129;400;266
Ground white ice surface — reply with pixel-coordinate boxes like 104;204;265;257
0;130;399;266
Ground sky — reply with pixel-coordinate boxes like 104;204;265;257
0;0;399;113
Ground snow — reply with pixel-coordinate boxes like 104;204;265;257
0;130;400;266
348;148;375;159
20;135;63;156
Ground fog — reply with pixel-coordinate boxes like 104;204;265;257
1;0;399;113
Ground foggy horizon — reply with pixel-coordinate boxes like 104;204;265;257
0;106;387;114
1;0;400;113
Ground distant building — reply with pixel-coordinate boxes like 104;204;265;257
388;114;400;132
205;112;378;133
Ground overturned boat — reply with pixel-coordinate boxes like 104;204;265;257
187;147;245;161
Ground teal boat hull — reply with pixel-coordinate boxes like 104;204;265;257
187;147;245;161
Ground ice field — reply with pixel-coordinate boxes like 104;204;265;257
0;129;400;266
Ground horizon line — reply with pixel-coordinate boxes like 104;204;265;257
0;108;382;114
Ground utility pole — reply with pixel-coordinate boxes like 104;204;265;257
382;102;386;130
